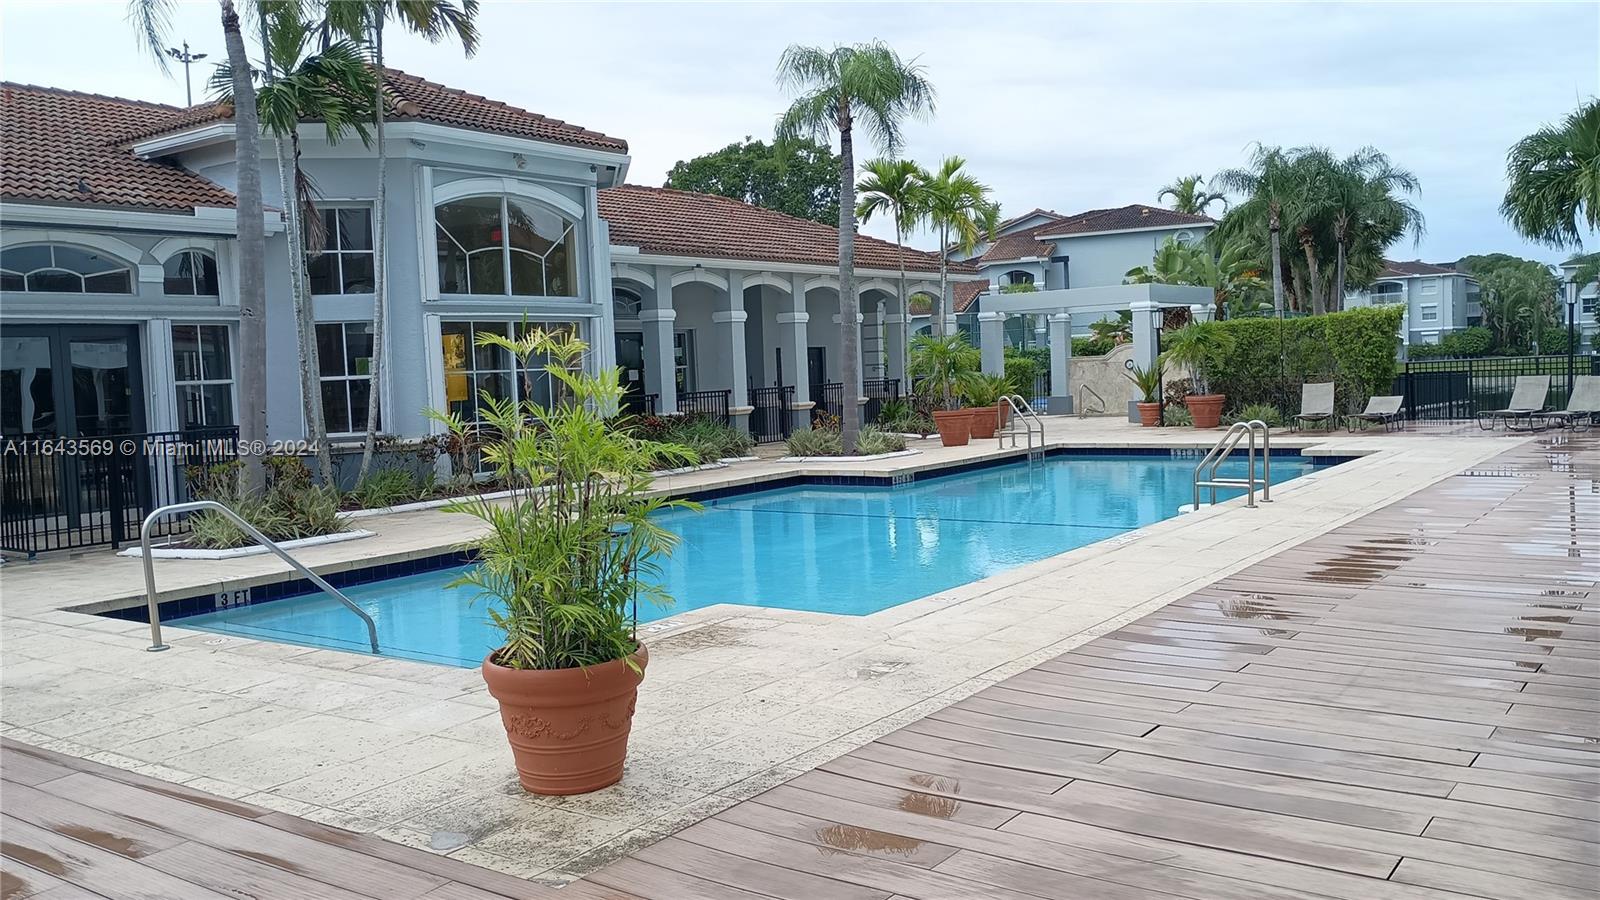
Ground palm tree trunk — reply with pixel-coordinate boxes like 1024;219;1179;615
1298;228;1324;315
286;128;335;486
1334;239;1347;315
836;112;861;453
357;17;386;484
221;0;266;493
935;224;949;337
1268;206;1284;320
895;222;909;387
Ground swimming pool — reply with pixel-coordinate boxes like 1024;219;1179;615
176;453;1325;666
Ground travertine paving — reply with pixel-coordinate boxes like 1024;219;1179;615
0;417;1532;881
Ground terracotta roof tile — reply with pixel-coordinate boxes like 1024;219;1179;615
1381;259;1457;277
599;184;974;275
977;225;1057;264
1;83;237;212
1034;204;1213;238
117;68;627;154
953;279;988;313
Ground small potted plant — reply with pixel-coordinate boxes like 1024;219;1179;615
432;328;698;795
1124;360;1164;427
1161;322;1234;429
960;372;1012;440
908;333;981;447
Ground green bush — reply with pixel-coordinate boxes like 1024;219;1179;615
665;415;754;461
1072;336;1115;357
188;455;348;549
1199;306;1403;414
351;468;423;509
1002;352;1039;393
1227;402;1284;427
785;427;843;457
1408;325;1494;360
855;425;907;455
1162;404;1192;427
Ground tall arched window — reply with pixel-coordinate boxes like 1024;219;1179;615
1;244;133;294
612;287;643;318
435;195;576;297
163;250;219;296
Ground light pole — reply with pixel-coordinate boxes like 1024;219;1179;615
1564;278;1578;398
166;42;208;107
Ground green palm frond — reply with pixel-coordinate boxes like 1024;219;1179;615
1502;99;1600;249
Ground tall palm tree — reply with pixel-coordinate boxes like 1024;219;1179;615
922;157;998;337
1502;99;1600;249
775;42;934;452
1327;147;1423;304
1216;145;1302;317
129;0;269;490
1158;174;1227;216
318;0;478;482
856;158;927;384
213;6;377;485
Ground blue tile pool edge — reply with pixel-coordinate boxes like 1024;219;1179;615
99;447;1354;627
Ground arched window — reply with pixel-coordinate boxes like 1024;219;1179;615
1;244;133;294
163;250;219;296
612;288;643;318
1174;230;1195;246
1005;270;1034;286
435;195;576;297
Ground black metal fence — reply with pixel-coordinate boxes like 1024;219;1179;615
0;427;239;556
676;389;732;425
863;378;900;424
1395;354;1599;420
621;392;658;417
748;385;794;443
812;382;844;425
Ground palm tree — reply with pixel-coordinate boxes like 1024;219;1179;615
318;0;478;482
1327;147;1423;305
1502;99;1600;249
775;42;934;452
1124;235;1267;320
922;157;999;337
1215;145;1295;317
129;0;269;490
856;158;926;384
1158;175;1227;216
214;6;377;485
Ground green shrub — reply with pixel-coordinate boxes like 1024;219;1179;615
854;425;907;455
351;468;422;509
1228;402;1284;427
1200;306;1402;414
666;415;753;461
1072;336;1114;357
1162;404;1192;427
187;455;348;549
1002;353;1039;393
785;427;843;457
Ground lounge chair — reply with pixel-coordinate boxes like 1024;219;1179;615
1291;382;1337;432
1542;375;1600;432
1476;375;1551;432
1347;395;1405;432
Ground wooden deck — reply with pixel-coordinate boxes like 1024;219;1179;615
3;433;1596;899
579;434;1600;899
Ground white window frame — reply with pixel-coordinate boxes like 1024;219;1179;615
1419;280;1439;296
171;323;236;429
440;318;580;423
308;203;376;296
1419;303;1439;323
434;195;578;298
162;249;220;297
316;321;379;436
1;243;135;294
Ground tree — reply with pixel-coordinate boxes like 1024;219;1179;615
666;137;840;224
213;4;377;486
1325;147;1423;304
317;0;479;483
1479;267;1557;352
130;0;269;490
856;158;927;382
775;42;934;452
1501;99;1600;248
1157;175;1226;216
922;157;998;338
1215;145;1293;317
1124;235;1268;319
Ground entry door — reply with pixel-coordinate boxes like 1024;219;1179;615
807;347;827;392
614;332;647;411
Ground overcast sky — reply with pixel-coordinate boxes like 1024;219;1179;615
3;1;1596;263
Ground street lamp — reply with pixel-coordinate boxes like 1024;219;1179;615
166;42;208;107
1564;278;1578;398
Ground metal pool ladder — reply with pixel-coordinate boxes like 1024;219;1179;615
1192;419;1272;510
999;394;1046;458
138;500;379;654
1076;384;1106;418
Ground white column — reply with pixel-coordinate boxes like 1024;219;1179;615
1130;298;1160;422
145;319;178;433
715;269;751;431
781;273;811;430
640;309;677;415
883;306;907;385
1048;311;1072;415
978;311;1006;376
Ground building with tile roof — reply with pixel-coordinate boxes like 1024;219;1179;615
2;72;971;526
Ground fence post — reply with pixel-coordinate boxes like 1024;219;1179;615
109;451;126;549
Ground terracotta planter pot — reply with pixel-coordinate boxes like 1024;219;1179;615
1185;394;1226;429
968;405;999;440
1136;402;1161;427
932;409;972;447
482;644;647;795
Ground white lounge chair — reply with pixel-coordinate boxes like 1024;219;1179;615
1476;375;1550;432
1291;382;1336;432
1348;395;1404;432
1543;375;1600;432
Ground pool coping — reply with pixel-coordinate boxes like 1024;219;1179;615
88;445;1360;631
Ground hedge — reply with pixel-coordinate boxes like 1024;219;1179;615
1192;306;1404;414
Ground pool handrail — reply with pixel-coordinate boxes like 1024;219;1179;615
139;500;379;654
1076;384;1106;418
1192;419;1272;509
998;394;1045;454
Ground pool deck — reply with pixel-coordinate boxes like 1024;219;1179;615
0;416;1582;886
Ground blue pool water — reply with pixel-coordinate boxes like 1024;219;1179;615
180;454;1318;666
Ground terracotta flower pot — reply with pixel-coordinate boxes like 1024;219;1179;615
932;409;972;447
1185;394;1226;429
968;405;999;440
1136;402;1161;427
482;644;647;795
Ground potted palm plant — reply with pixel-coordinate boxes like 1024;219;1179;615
1161;323;1234;429
431;328;697;795
908;333;981;446
1123;360;1164;427
961;372;1012;440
